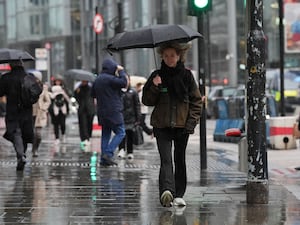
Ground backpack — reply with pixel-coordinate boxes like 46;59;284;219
54;93;65;108
20;74;43;108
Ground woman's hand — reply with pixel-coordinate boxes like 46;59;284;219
117;65;124;71
152;75;162;86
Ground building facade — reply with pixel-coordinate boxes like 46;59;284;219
0;0;298;88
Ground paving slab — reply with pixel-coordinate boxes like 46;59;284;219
0;116;299;224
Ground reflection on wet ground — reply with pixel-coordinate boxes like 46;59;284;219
0;116;300;224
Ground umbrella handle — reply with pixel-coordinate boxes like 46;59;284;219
153;48;158;69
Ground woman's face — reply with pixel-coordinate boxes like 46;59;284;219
55;79;62;85
162;48;180;68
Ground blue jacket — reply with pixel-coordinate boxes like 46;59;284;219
91;59;127;125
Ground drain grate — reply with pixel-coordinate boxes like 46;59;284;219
0;157;237;172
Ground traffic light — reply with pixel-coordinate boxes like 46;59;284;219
188;0;212;16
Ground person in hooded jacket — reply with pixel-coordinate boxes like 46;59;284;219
142;42;202;208
74;80;95;149
91;58;127;166
0;61;34;171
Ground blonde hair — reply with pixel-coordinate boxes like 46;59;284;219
157;42;191;62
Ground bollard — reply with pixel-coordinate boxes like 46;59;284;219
238;137;248;173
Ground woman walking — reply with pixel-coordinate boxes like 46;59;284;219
49;76;70;144
142;42;202;208
31;70;51;157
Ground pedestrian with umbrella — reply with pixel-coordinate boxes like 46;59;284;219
65;69;96;149
74;80;95;149
0;49;35;171
106;24;203;208
142;42;202;208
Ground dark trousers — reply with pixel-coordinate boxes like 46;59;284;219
78;113;94;141
32;127;42;153
140;114;153;135
52;112;66;139
119;129;134;154
154;127;189;198
4;117;33;161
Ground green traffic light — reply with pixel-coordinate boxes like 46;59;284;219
187;0;212;16
194;0;209;8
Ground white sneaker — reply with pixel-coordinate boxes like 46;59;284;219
174;206;186;215
84;139;90;146
160;190;173;207
61;135;66;143
127;153;134;160
55;139;60;145
173;197;186;206
118;149;126;158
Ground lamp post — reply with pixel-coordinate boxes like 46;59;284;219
246;0;269;204
188;0;212;170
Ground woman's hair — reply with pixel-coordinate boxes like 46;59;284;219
157;42;191;62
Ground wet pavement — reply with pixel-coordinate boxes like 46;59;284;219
0;115;300;224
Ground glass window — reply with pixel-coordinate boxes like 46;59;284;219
49;4;65;36
30;14;41;35
7;17;16;40
0;4;4;25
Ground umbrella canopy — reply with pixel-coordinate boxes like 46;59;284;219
0;48;35;64
65;69;96;82
130;75;147;87
106;24;202;51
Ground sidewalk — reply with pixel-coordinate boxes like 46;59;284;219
0;116;300;224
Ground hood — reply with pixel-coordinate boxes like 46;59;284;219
51;85;65;97
101;58;118;75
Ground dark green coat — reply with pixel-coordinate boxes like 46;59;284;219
142;69;202;132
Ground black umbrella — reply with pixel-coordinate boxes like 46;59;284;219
0;48;35;64
106;24;202;51
65;69;96;82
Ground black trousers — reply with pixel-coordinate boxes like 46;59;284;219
78;113;94;141
119;129;134;154
52;112;66;139
154;127;189;199
4;117;33;161
140;114;152;135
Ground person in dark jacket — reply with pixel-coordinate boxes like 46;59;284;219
74;80;95;149
0;61;34;171
91;58;127;166
117;76;141;160
142;42;203;208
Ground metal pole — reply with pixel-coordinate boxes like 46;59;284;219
206;13;212;89
117;2;124;65
246;0;269;204
95;6;99;74
279;0;285;116
47;49;51;85
198;14;207;170
227;0;238;86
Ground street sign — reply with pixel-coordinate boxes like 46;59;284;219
45;42;51;50
93;13;104;34
35;48;48;71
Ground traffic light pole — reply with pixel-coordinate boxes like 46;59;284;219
279;0;285;116
246;0;268;204
198;14;207;170
95;6;99;74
